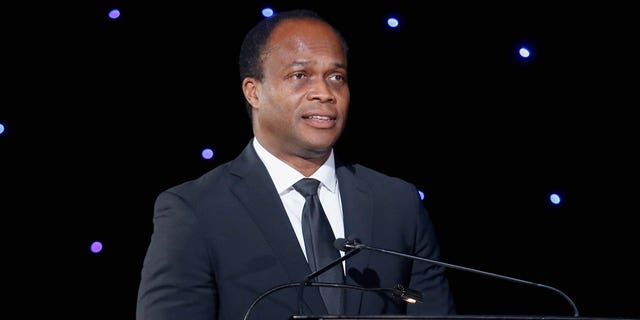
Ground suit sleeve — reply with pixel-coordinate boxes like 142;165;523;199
406;186;457;315
136;190;217;320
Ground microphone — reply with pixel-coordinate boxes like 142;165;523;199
242;237;424;320
297;241;363;315
242;242;363;320
243;282;421;320
335;237;581;317
296;237;424;314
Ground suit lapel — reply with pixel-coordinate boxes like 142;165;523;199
228;142;328;314
337;163;373;315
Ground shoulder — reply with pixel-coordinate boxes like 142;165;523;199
338;161;418;195
162;141;257;198
161;161;234;201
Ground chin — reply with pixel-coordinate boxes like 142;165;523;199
300;144;332;158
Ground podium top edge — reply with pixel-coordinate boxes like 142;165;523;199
291;316;640;320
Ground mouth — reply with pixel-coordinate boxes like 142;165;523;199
302;114;337;128
303;115;335;121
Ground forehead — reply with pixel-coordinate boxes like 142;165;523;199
264;18;346;58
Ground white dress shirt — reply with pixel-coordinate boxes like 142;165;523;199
252;138;345;263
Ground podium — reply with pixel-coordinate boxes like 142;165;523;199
291;316;639;320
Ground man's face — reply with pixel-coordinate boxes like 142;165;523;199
249;18;350;161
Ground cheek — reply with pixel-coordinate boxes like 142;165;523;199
262;96;296;125
259;82;306;119
271;90;300;114
261;83;291;106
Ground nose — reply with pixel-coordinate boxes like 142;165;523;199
307;78;336;103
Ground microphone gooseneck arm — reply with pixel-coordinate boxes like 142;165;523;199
297;244;362;315
244;281;408;320
343;239;580;317
303;244;361;283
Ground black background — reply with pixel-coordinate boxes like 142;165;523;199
2;1;638;319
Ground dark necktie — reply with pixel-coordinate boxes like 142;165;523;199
293;178;344;315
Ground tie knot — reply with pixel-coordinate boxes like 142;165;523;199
293;178;321;197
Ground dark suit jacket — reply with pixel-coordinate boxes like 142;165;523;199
137;140;455;320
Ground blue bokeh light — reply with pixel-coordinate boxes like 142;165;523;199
387;17;399;28
549;193;562;205
519;47;531;58
202;148;215;160
262;8;274;18
90;241;103;253
108;9;121;19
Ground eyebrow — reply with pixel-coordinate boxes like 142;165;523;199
290;60;347;70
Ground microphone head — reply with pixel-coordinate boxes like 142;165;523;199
333;238;348;251
334;235;363;251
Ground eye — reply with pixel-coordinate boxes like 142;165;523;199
331;73;346;82
292;72;306;80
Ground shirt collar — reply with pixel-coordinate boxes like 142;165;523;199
253;137;337;195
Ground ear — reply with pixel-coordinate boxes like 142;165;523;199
242;77;260;110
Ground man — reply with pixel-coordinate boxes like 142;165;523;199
136;8;456;320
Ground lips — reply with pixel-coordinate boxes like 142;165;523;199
302;114;336;128
304;115;334;121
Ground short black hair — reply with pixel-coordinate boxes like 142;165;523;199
238;9;349;119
